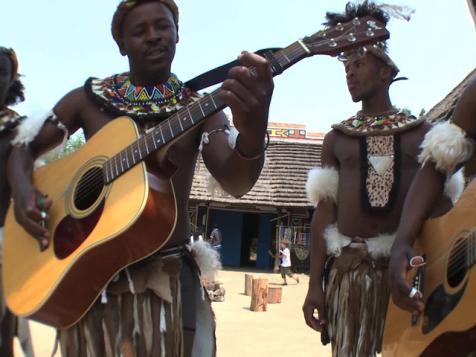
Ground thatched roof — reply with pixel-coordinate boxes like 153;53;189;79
190;139;322;208
424;68;476;123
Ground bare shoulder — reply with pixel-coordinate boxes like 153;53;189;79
452;76;476;138
321;129;340;166
463;76;476;96
53;86;91;128
398;120;432;155
323;129;340;146
412;119;432;138
54;87;90;116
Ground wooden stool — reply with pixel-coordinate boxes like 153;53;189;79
250;278;268;312
244;274;255;296
267;286;282;304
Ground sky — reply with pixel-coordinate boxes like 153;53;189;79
1;1;475;134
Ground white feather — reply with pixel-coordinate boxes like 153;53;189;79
190;240;221;281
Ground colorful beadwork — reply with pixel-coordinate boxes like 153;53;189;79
86;73;199;121
332;110;424;136
0;108;24;136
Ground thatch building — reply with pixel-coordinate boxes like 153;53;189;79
189;123;323;271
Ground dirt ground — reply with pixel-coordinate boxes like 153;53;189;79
14;268;331;356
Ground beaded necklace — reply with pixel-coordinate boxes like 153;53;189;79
332;109;425;214
86;72;199;122
332;109;424;136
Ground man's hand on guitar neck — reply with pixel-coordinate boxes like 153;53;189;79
388;243;424;314
219;51;274;158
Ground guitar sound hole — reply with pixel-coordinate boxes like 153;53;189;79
447;238;468;288
74;167;104;211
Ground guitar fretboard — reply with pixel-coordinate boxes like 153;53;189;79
102;42;309;184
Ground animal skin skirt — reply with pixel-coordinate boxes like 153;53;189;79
58;251;216;357
325;243;390;357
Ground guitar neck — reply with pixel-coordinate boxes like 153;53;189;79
103;42;310;184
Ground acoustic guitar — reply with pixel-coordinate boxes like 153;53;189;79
3;17;388;328
383;179;476;356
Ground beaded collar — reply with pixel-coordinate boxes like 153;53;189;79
85;73;199;122
0;108;24;136
332;110;425;137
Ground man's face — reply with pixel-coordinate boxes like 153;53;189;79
119;2;178;84
344;54;388;103
0;53;13;107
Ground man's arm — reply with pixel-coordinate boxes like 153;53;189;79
7;88;84;248
389;78;476;313
302;131;338;334
200;51;273;198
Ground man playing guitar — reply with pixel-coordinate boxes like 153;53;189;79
8;0;273;355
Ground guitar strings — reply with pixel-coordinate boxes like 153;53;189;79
446;240;475;277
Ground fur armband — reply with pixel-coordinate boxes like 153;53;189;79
419;122;474;175
11;110;68;147
444;169;465;204
305;166;339;206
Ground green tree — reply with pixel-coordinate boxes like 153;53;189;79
43;130;85;163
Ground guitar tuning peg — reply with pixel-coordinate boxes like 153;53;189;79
352;17;361;26
328;39;337;48
347;33;356;42
366;29;375;37
336;23;344;31
367;20;382;30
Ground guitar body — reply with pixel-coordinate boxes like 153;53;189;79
383;180;476;356
3;117;177;328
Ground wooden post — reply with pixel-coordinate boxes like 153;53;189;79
244;274;255;296
250;278;268;312
267;287;282;304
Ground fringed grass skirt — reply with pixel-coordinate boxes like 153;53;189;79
58;253;216;357
325;242;390;357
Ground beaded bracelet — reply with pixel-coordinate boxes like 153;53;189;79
233;129;270;161
199;125;269;160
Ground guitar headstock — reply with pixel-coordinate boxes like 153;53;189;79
302;16;390;56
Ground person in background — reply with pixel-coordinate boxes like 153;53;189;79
0;46;34;357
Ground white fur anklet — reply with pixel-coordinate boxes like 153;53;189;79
419;122;474;175
306;166;339;206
